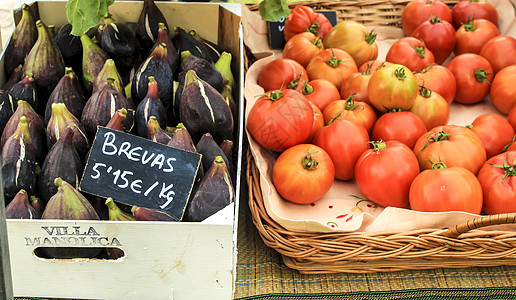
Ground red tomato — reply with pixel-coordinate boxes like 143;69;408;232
283;32;324;68
477;151;516;214
247;89;314;152
509;105;516;132
447;53;493;104
490;65;516;115
412;16;456;65
507;141;516;152
368;64;418;113
401;0;453;36
413;64;456;104
284;6;333;41
340;71;372;105
385;37;435;72
358;60;391;74
304;101;325;144
272;144;335;204
355;140;420;208
452;0;498;29
300;79;341;111
323;21;378;68
322;96;377;133
467;114;515;159
312;119;369;181
409;85;450;131
257;58;308;92
455;18;499;55
479;36;516;75
413;124;487;174
306;48;358;89
409;164;482;214
371;111;427;150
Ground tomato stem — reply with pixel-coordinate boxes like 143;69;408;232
430;16;442;24
326;48;344;68
372;140;387;152
430;159;448;170
308;21;321;36
395;67;408;81
302;152;320;170
463;16;477;31
488;153;516;180
474;69;491;83
419;84;432;98
344;93;362;111
411;42;427;59
288;72;304;90
265;90;283;102
302;80;313;95
365;30;377;45
312;37;323;49
421;131;450;150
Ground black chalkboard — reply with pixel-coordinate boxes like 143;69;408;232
268;11;338;49
79;127;201;221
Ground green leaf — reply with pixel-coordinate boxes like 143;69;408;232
258;0;290;22
67;0;114;36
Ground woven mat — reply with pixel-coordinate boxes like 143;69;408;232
234;194;516;299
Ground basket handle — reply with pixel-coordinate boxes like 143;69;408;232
443;213;516;238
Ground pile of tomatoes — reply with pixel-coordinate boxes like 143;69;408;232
246;1;516;216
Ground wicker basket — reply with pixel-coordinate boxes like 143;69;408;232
244;0;516;274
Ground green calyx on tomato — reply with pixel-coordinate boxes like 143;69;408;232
502;135;516;152
301;151;320;170
430;16;442;24
418;85;433;98
488;153;516;181
429;159;448;170
344;93;361;110
371;140;387;152
411;42;427;59
287;72;304;90
395;67;409;81
308;20;322;36
326;49;345;68
365;30;377;45
474;69;492;83
312;37;323;49
463;16;477;31
422;131;450;149
301;80;313;95
264;90;284;102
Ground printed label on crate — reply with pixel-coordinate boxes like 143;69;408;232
24;225;122;247
268;11;338;49
79;127;201;221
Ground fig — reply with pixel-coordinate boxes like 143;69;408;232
22;20;65;101
1;116;37;198
149;23;179;75
0;90;14;134
8;73;38;112
214;52;235;88
4;4;37;77
132;43;174;107
180;70;233;143
196;132;233;183
131;205;178;222
135;0;169;55
106;198;135;221
147;116;172;145
181;50;224;92
45;67;85;125
92;59;125;97
82;78;133;138
183;156;234;222
171;72;186;122
173;27;212;63
167;123;204;181
3;64;23;92
47;25;56;38
1;100;46;162
47;103;90;157
29;195;45;219
38;125;84;203
41;178;101;259
189;29;223;63
220;139;234;162
81;34;109;92
105;108;128;132
221;84;237;120
5;189;38;219
135;76;166;138
54;23;83;72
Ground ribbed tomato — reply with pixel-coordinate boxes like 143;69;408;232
412;16;456;65
300;79;341;112
283;32;324;68
455;18;499;55
409;85;449;131
306;48;358;89
284;5;332;41
257;58;308;92
401;0;452;36
385;37;435;72
322;95;377;133
467;113;515;159
413;64;456;104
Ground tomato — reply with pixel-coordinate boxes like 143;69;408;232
322;21;378;68
257;58;308;92
340;71;372;105
452;0;498;29
385;37;435;72
477;151;516;214
247;89;314;152
409;85;450;131
401;0;453;36
355;140;420;208
409;163;482;214
300;79;341;111
368;64;418;113
312;119;369;181
322;95;377;133
371;110;427;150
359;60;391;74
467;114;515;159
284;6;333;41
283;32;324;68
509;105;516;132
413;64;456;104
303;101;325;144
507;141;516;152
412;16;456;65
490;65;516;115
455;18;499;55
479;36;516;75
413;125;487;174
447;53;493;104
272;144;335;204
306;48;358;89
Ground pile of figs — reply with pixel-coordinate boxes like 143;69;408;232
1;0;238;233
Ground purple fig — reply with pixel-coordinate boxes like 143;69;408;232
150;23;179;74
135;76;166;138
0;90;14;134
92;59;125;97
4;4;37;77
147;116;172;145
131;205;178;222
54;23;82;73
81;34;109;92
8;73;38;111
29;195;45;219
106;198;135;221
181;50;223;92
47;103;90;157
6;189;38;219
45;67;85;125
3;64;23;92
135;0;169;54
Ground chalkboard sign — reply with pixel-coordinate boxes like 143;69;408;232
268;11;338;49
79;127;201;221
